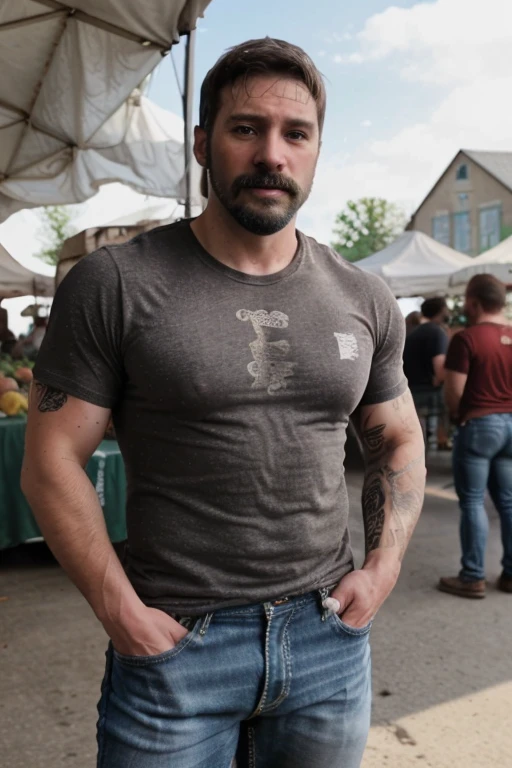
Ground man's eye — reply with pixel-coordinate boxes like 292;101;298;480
287;131;306;141
234;125;256;135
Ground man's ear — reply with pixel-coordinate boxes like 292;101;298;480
194;125;207;167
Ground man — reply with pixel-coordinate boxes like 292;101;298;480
0;301;15;353
439;274;512;599
405;310;421;336
22;38;425;768
403;297;451;447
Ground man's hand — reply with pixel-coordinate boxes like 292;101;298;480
105;605;190;657
329;558;400;629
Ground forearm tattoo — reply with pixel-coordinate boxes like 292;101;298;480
34;382;68;412
362;459;423;559
362;474;386;551
361;403;424;559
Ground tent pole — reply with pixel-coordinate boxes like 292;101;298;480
183;29;196;219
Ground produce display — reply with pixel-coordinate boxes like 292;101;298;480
0;390;28;415
0;355;34;417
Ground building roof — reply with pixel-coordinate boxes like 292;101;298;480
463;150;512;192
408;149;512;228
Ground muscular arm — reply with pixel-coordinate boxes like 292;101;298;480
432;353;446;386
21;382;186;655
331;389;425;626
444;369;467;422
360;389;426;567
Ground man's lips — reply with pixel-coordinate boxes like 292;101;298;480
245;187;287;197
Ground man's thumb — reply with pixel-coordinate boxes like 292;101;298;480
322;596;342;616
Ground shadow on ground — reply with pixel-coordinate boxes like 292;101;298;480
0;452;510;767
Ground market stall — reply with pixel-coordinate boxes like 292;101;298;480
0;242;54;299
0;416;126;549
449;234;512;290
356;230;472;297
0;0;211;222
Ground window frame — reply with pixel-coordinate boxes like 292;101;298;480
453;210;472;254
478;204;502;253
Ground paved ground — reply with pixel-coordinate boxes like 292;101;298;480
1;452;510;767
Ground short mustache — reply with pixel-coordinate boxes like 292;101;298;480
232;173;300;197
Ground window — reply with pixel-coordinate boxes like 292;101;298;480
456;164;468;181
479;206;501;252
432;214;450;246
453;211;471;253
458;193;469;210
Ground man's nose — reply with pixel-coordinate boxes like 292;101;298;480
253;132;286;172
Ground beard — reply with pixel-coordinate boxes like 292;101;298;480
206;143;313;236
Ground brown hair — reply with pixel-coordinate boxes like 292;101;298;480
199;37;326;135
421;297;448;319
466;274;506;313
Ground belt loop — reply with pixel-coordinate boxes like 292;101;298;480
199;612;213;637
318;586;331;622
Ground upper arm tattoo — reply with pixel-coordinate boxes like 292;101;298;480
362;421;386;455
34;382;68;413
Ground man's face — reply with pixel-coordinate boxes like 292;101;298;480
201;74;321;235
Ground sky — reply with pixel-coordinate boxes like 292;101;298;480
147;0;512;243
2;0;512;332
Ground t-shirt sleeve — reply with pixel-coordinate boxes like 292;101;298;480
445;332;471;374
430;325;449;357
33;248;124;408
360;277;408;406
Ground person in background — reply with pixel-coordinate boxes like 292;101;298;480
12;316;48;360
405;310;421;335
439;274;512;599
0;302;16;353
403;297;451;448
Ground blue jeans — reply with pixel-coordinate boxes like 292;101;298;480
452;413;512;581
97;588;372;767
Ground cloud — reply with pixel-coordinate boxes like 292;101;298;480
333;52;364;64
360;119;372;128
299;0;512;245
344;0;512;85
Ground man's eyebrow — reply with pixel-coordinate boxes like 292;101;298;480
226;113;316;131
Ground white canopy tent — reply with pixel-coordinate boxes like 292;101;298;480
0;0;211;222
449;235;512;290
0;242;54;298
356;231;472;297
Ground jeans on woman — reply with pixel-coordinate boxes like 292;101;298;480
452;413;512;581
97;587;372;768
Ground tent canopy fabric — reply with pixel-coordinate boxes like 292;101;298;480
0;0;211;222
449;235;512;289
0;243;54;298
356;231;472;297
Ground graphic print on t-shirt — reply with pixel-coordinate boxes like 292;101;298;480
334;332;359;361
236;309;297;395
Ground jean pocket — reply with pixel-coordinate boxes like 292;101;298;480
330;614;373;637
112;617;202;667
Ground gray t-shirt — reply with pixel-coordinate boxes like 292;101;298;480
34;220;407;615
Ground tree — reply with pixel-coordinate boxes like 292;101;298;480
35;205;72;266
331;197;406;263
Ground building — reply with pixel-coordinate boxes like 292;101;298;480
407;150;512;256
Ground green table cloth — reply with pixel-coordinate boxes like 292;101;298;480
0;416;127;549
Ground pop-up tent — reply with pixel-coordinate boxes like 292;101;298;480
356;230;472;297
449;235;512;290
0;243;54;298
0;0;211;222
